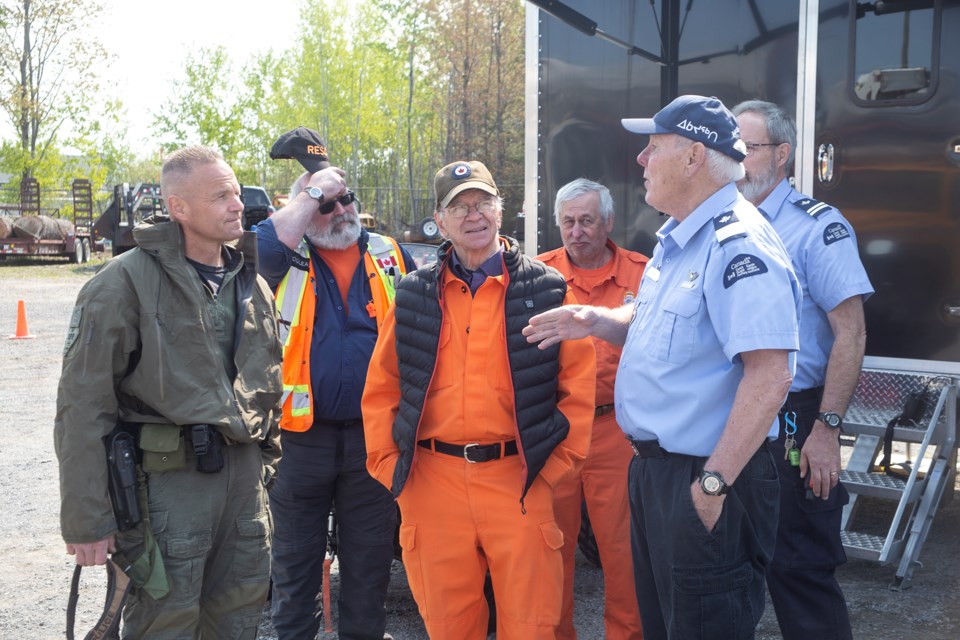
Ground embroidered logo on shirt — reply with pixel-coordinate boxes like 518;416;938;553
623;290;636;304
823;222;851;245
723;254;768;289
63;304;83;356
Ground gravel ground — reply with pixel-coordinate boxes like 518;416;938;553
1;257;958;638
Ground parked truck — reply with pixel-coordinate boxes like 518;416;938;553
93;183;165;257
525;0;959;588
0;178;94;263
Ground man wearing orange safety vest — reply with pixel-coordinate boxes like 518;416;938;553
363;160;596;639
538;179;648;640
256;131;415;640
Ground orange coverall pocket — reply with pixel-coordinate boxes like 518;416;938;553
536;522;565;625
398;523;428;615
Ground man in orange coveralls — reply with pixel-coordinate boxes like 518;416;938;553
538;178;648;640
362;160;596;639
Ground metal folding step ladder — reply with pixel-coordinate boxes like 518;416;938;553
839;368;958;590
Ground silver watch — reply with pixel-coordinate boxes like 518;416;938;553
699;470;730;496
303;186;324;203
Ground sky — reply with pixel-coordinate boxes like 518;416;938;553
95;0;304;150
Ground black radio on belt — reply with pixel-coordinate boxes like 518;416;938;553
190;424;225;473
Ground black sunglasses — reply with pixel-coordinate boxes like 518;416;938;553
319;191;357;215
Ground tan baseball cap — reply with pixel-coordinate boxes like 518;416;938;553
434;160;499;209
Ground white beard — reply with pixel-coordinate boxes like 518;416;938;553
306;210;362;250
738;157;780;204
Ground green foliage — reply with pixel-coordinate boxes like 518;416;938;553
0;0;109;180
1;0;527;235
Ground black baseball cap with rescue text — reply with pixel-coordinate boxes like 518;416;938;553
270;127;331;173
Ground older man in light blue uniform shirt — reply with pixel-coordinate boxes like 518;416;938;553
524;95;801;640
615;180;799;455
733;99;873;640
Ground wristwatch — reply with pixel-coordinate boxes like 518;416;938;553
817;411;843;430
303;186;325;203
699;470;730;496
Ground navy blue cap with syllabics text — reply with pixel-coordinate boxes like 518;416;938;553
621;95;747;162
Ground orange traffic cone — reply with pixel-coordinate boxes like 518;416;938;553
9;299;35;339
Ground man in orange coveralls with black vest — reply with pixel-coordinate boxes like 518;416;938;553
362;160;596;639
538;178;648;640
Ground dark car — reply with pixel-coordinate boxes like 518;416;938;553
241;186;275;230
400;242;439;268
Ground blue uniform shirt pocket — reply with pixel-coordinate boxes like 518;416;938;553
651;291;702;364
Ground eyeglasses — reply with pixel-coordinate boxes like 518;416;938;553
320;191;357;215
444;200;497;218
744;142;782;156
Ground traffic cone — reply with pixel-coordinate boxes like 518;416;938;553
9;299;36;339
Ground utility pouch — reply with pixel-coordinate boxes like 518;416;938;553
106;431;141;531
139;423;186;473
191;424;225;474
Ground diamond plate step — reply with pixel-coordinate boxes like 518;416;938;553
841;530;885;561
840;469;920;501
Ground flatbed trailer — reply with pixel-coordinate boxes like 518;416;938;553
0;179;94;263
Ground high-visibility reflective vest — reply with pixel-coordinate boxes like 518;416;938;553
275;233;406;431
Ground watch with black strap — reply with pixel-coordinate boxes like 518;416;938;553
817;411;843;430
699;469;730;496
303;185;325;204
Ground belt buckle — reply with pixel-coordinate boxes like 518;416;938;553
629;440;641;457
463;443;480;463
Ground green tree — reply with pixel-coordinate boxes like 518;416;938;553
0;0;107;180
152;46;246;159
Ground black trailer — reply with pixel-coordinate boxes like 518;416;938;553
94;183;165;256
525;0;960;588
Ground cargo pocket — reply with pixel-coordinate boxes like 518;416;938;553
161;528;212;605
234;512;271;584
139;423;185;473
672;560;756;639
536;522;564;625
398;523;428;616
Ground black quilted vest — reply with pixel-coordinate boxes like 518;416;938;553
390;237;569;502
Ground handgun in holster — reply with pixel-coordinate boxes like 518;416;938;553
190;424;225;474
106;430;142;531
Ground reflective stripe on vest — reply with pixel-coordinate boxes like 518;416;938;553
275;240;315;431
275;234;407;431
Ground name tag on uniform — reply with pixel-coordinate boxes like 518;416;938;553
645;266;660;282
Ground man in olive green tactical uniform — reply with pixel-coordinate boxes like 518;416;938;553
54;146;284;638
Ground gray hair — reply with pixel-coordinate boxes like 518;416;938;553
289;172;310;200
706;148;746;184
160;146;224;197
731;100;798;174
553;178;614;226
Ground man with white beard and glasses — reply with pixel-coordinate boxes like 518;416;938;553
732;100;872;640
256;131;415;640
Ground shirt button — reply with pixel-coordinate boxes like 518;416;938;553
337;305;342;311
329;278;335;284
461;286;467;293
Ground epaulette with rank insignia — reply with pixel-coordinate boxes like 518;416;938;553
713;211;747;246
792;197;831;218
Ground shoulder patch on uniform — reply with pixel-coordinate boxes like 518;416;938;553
792;197;831;218
823;221;851;245
713;211;747;246
723;254;768;289
63;304;83;356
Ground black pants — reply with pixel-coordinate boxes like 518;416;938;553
269;422;397;640
767;389;852;640
628;443;779;640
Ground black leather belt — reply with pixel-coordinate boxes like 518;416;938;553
627;438;668;458
418;438;518;463
595;404;615;417
785;386;824;405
